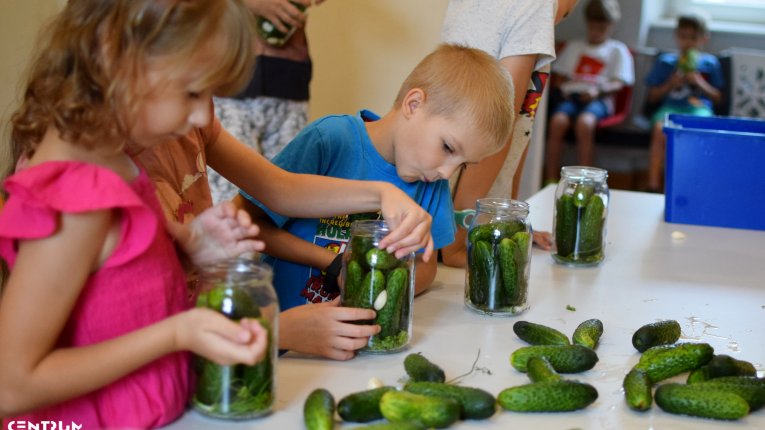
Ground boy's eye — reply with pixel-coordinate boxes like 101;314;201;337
442;142;454;154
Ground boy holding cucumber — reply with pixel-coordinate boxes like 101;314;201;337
237;44;515;360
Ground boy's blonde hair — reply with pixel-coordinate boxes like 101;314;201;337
8;0;255;178
394;44;515;153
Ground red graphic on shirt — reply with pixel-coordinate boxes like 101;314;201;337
520;71;550;118
301;242;342;304
573;55;605;81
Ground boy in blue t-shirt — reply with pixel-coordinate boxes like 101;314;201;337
645;13;725;192
236;44;515;359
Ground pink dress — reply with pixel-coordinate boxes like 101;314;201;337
0;161;191;429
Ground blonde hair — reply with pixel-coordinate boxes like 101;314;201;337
394;44;515;153
7;0;255;179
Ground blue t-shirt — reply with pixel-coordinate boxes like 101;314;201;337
645;51;725;110
242;110;456;311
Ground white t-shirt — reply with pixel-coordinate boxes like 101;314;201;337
441;0;557;200
553;39;634;88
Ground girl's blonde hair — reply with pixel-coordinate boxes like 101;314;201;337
7;0;255;178
394;44;515;153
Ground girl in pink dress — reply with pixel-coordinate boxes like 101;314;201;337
0;0;268;428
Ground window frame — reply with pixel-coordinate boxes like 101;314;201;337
667;0;765;25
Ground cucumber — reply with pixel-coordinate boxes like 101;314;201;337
374;267;407;338
404;353;445;383
468;221;525;244
497;238;519;305
697;380;765;411
623;367;653;411
510;344;599;374
467;239;494;306
706;376;765;388
572;183;594;208
632;320;681;352
555;194;577;257
687;354;757;384
636;342;714;383
350;235;376;268
337;386;395;423
513;321;570;346
404;381;496;420
343;260;365;308
365;248;399;270
525;356;561;383
358;269;385;309
351;422;424;430
497;380;598;412
511;231;531;268
572;318;604;349
655;383;750;420
303;388;335;430
577;194;605;257
380;391;460;429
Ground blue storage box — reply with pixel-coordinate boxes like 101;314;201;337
664;114;765;231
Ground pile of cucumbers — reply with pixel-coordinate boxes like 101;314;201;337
554;183;606;265
303;318;764;428
466;220;530;313
343;235;412;352
624;319;764;420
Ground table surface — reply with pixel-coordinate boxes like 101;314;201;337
167;185;765;429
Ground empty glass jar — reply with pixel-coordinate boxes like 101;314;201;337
191;258;278;420
465;198;531;316
341;220;414;353
553;166;609;267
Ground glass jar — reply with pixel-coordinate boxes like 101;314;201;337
340;220;414;354
465;198;531;316
191;258;278;420
255;1;308;47
553;166;609;267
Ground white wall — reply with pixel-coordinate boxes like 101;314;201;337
0;0;60;172
306;0;448;120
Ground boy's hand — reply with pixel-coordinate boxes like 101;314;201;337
532;230;553;250
279;298;380;360
376;185;434;261
175;308;268;366
167;202;265;267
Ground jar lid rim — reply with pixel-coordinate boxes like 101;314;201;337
561;166;608;180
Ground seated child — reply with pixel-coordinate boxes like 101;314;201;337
645;12;724;192
237;43;515;357
545;0;634;181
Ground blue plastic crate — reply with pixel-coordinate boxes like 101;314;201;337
664;114;765;231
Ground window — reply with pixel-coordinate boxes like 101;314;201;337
668;0;765;25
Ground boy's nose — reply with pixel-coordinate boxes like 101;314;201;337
438;164;461;180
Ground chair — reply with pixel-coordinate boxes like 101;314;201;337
597;83;633;129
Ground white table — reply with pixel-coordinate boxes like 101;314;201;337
168;185;765;429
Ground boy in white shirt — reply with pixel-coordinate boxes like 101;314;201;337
544;0;634;181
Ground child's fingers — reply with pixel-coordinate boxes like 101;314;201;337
333;306;377;322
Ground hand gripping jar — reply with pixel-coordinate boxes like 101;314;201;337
465;198;531;316
553;166;609;266
191;258;278;419
341;220;414;353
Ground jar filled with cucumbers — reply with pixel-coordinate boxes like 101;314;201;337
341;220;414;353
553;166;609;267
191;258;278;420
465;198;531;316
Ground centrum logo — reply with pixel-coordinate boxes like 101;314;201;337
7;421;82;430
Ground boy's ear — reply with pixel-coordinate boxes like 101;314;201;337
402;88;426;118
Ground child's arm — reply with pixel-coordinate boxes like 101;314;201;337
686;72;722;105
207;129;433;260
414;253;437;296
0;210;266;415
